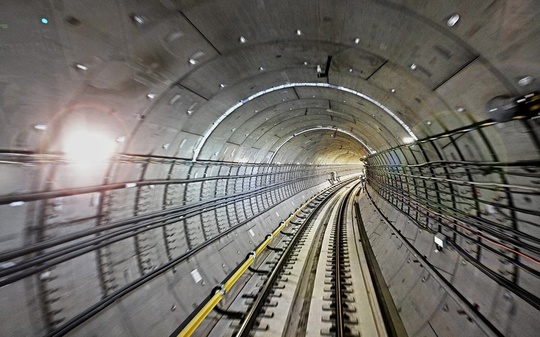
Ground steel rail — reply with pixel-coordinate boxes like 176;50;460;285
172;180;353;337
233;183;344;337
45;181;343;337
333;183;359;336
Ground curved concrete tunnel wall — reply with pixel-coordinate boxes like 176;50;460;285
1;159;360;336
0;1;539;336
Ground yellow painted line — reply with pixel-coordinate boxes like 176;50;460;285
177;291;223;337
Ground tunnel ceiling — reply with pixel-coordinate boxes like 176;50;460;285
1;0;539;165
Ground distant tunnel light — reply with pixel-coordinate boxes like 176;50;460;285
403;137;415;144
63;130;116;163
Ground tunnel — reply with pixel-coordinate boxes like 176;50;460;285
0;1;539;336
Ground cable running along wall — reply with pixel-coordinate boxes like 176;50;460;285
0;151;361;335
366;116;540;312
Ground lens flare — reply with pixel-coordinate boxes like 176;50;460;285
63;130;116;163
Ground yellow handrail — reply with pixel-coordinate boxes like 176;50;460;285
177;291;223;337
223;255;255;292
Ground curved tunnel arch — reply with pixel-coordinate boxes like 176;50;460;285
274;132;366;164
269;127;374;163
219;96;400;158
0;2;539;337
192;82;417;161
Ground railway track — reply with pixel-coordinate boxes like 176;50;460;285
186;181;398;337
328;182;356;337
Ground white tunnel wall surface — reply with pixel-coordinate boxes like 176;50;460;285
1;0;540;336
363;116;540;336
67;182;332;336
0;157;359;336
363;187;539;336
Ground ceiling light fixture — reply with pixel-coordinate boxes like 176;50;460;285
403;137;415;144
131;14;146;25
187;102;197;115
165;30;184;43
517;75;535;86
75;63;88;71
447;13;460;27
169;94;181;105
188;50;205;66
